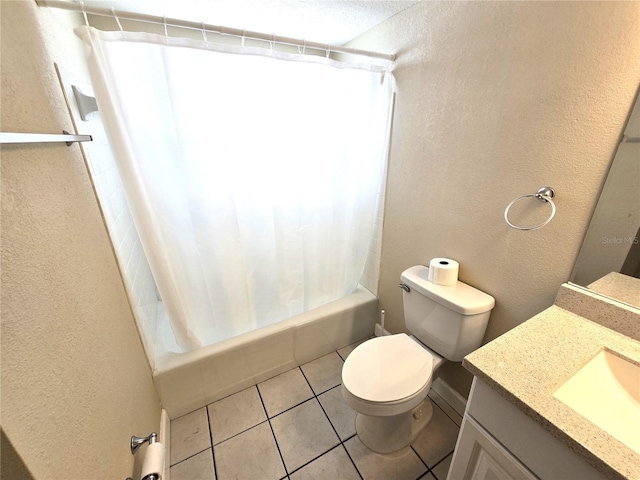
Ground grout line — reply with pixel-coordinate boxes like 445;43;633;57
314;383;344;397
211;418;270;447
427;393;462;431
410;444;430;472
286;443;343;477
168;446;210;468
315;390;344;442
298;366;314;396
179;383;271;421
205;406;219;480
319;383;341;395
429;451;453;480
209;383;258;406
298;366;342;442
343;432;357;442
267;395;316;420
340;442;364;480
316;380;363;478
299;360;364;480
428;390;462;427
439;409;461;428
256;384;289;476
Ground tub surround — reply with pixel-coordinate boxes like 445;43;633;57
155;286;378;418
462;284;640;479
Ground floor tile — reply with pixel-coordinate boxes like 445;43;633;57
317;385;356;440
344;435;427;480
431;452;453;480
300;352;344;394
289;445;360;480
428;389;463;427
170;448;216;480
207;386;267;444
411;401;460;467
270;399;340;472
258;367;314;417
170;408;212;465
337;338;370;361
214;422;286;480
168;344;464;480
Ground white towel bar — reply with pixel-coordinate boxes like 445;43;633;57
0;131;92;145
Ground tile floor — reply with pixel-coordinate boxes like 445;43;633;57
169;339;463;480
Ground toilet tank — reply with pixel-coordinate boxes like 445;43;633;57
401;265;495;362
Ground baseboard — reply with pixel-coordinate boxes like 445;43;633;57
160;409;171;480
432;377;467;417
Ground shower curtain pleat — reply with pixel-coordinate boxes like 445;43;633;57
76;26;394;352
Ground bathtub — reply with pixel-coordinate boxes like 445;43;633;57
153;285;378;418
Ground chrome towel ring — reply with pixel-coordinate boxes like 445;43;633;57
504;187;556;231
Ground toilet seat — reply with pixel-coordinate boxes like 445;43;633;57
342;333;433;404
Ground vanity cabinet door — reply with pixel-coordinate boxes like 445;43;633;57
447;416;538;480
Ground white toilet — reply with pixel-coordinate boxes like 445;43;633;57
341;264;495;453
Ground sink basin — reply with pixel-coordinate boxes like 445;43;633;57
553;350;640;454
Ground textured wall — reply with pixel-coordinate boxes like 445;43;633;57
350;1;640;396
1;3;161;479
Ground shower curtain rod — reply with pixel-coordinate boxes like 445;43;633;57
36;0;396;62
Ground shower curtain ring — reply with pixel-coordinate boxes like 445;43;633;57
163;15;168;38
201;21;208;44
80;1;89;27
111;7;123;32
326;45;331;58
241;29;246;47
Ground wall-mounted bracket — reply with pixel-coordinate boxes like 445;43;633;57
72;85;99;121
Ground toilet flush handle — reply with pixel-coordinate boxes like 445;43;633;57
399;283;410;292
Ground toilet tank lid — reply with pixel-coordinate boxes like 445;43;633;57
401;265;495;315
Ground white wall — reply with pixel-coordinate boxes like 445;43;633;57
1;3;161;479
349;1;640;395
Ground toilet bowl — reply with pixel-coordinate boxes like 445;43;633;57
341;264;495;454
341;333;444;453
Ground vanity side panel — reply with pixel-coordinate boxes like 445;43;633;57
467;379;607;480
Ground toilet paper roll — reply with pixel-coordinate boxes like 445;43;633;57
141;442;165;480
428;258;459;286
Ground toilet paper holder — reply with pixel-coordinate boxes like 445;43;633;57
126;432;160;480
131;432;158;454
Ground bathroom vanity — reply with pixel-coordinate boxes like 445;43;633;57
448;282;640;480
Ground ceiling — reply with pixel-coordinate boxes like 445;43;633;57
81;0;418;45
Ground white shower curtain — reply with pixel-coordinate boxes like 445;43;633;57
76;27;394;351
